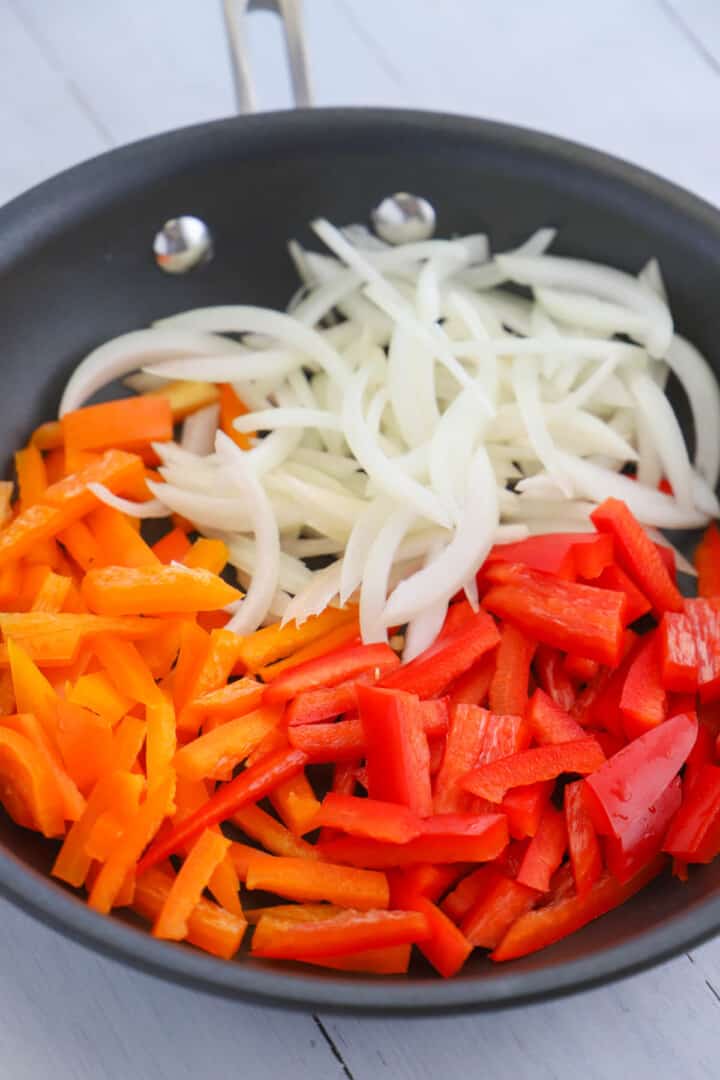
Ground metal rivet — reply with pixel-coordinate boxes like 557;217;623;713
153;216;213;274
371;193;436;245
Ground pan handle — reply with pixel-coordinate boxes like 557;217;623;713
222;0;312;113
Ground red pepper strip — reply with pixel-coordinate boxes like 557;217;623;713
135;747;307;874
391;874;473;977
685;723;715;793
358;686;432;817
619;633;667;740
564;781;602;898
477;711;531;766
485;533;614;581
578;633;641;735
433;703;488;814
527;688;585;745
441;865;496;923
605;775;681;884
589;564;651;625
591;498;683;615
319;762;359;843
501;782;553;839
463;738;606;804
401;863;469;904
660;612;698;693
379;609;500;700
695;523;720;598
563;654;599;685
447;652;496;707
664;764;720;862
285;674;372;727
483;565;626;667
654;542;677;581
495;837;532;878
287;704;447;764
440;599;476;636
516;806;567;892
461;869;538;949
588;729;627;759
244;851;389;909
312;793;421;844
490;855;665;961
533;645;576;711
251;908;430;960
683;599;720;703
584;711;697;841
489;624;535;716
263;643;399;706
319;814;509;868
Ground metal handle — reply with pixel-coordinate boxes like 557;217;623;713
222;0;312;113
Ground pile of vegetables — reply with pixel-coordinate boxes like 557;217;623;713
0;395;719;975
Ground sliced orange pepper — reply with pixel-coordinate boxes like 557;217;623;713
30;420;64;451
219;383;253;450
153;828;231;940
82;564;241;616
146;697;176;793
257;618;360;681
146;379;219;421
86;505;160;568
31;571;72;613
0;712;85;822
112;715;148;773
152;526;191;565
232;804;318;860
91;634;163;706
66;671;134;725
15;446;48;510
174;705;281;782
270;772;322;836
183;538;228;575
61;395;173;454
133;866;245;959
238;605;359;674
0;726;66;836
55;699;114;794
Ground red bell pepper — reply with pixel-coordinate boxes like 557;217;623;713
245;851;390;909
577;631;640;734
251;908;430;959
400;863;468;904
447;652;496;707
461;869;538;949
683;599;720;703
533;645;576;711
477;711;531;766
564;780;602;898
660;611;699;693
485;532;613;581
501;782;553;839
136;746;307;874
391;873;473;977
319;762;359;842
287;700;447;764
590;564;651;625
358;686;433;817
619;632;666;740
527;688;585;745
483;564;626;666
263;642;399;706
695;523;720;598
463;738;606;803
489;624;535;716
516;806;568;892
664;764;720;862
312;793;421;844
605;775;681;884
584;711;697;842
441;865;496;923
685;722;715;793
433;704;488;813
591;498;683;615
563;653;600;685
285;675;370;726
319;814;509;868
379;608;500;699
491;855;665;961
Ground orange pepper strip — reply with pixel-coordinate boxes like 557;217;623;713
219;383;253;449
153;828;231;940
172;622;210;714
245;852;389;910
82;564;241;616
232;804;319;860
174;706;281;782
31;571;72;613
185;676;263;727
0;482;13;527
88;773;175;913
133;866;246;959
270;772;322;836
251;909;428;960
66;671;133;725
257;619;360;682
52;771;145;887
228;841;264;882
146;380;219;421
152;527;191;565
183;538;228;575
61;395;173;453
92;634;163;707
112;715;148;773
237;605;359;674
55;700;114;794
30;420;63;451
15;446;48;510
0;632;82;667
244;903;344;924
0;564;22;608
7;639;60;741
176;628;246;736
0;670;15;715
0;727;67;836
0;611;165;642
86;505;160;568
207;855;244;918
0;712;85;822
84;775;144;862
146;697;177;793
57;520;102;571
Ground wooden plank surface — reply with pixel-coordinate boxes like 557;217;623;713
2;0;720;1076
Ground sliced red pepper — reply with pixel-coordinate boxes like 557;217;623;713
441;865;496;923
483;565;626;667
563;653;600;685
685;722;715;793
477;711;531;765
318;814;509;868
533;645;576;711
485;533;613;581
263;642;399;707
527;688;585;745
683;599;720;703
461;869;538;949
516;806;567;892
695;523;720;598
463;738;606;803
287;703;447;764
447;652;496;707
400;863;468;904
489;624;535;716
564;780;602;897
358;686;432;817
491;855;665;961
136;746;307;874
605;775;681;884
584;711;697;842
391;874;473;978
619;632;666;740
285;674;372;727
578;632;641;734
312;793;420;844
251;908;430;959
501;782;553;839
660;611;699;693
379;608;500;699
589;564;651;625
664;764;720;863
433;704;488;814
591;498;683;615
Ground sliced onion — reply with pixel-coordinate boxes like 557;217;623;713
666;335;720;489
627;369;694;510
180;403;220;455
143;349;305;382
360;507;415;644
87;482;169;519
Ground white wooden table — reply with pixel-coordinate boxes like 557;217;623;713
2;1;720;1075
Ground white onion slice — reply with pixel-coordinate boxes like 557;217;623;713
627;369;694;511
87;483;169;519
665;335;720;489
180;403;220;456
360;507;415;644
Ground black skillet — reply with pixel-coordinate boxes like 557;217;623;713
1;3;720;1015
